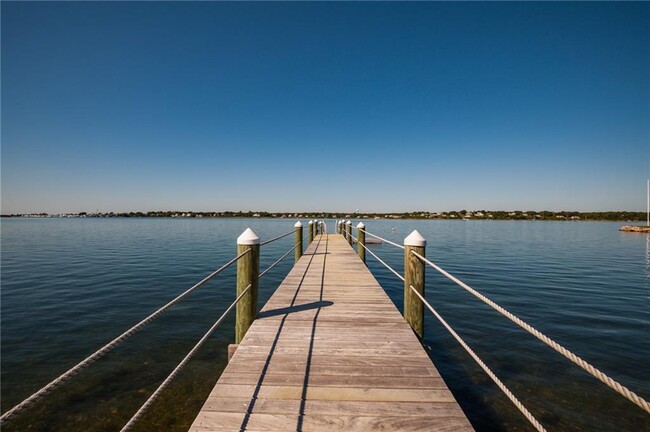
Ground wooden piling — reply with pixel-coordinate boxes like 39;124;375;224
235;228;260;344
294;221;303;264
357;222;366;264
404;230;426;339
346;220;352;245
308;220;314;244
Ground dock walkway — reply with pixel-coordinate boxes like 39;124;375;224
189;234;473;431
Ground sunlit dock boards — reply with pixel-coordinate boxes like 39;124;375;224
189;234;473;431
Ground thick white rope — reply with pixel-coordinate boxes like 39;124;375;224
357;241;405;282
360;229;405;250
260;230;294;246
0;249;251;424
409;285;547;432
410;250;650;414
260;242;300;277
120;283;253;432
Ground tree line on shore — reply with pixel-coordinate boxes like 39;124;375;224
2;210;646;221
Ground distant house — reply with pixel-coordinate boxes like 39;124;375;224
508;212;516;216
570;216;580;220
475;212;484;217
253;213;261;218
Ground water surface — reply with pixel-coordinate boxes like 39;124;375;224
1;218;648;431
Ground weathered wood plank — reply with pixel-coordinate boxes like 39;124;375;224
217;372;448;389
188;234;473;431
201;398;468;417
205;384;457;402
191;412;474;432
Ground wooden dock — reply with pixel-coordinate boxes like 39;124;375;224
189;233;473;431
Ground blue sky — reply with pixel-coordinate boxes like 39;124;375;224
2;2;648;213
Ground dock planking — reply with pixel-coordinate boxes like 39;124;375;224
189;234;473;431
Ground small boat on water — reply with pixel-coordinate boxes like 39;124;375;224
620;225;650;233
620;179;650;233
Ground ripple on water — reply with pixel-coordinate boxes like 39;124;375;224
1;219;649;431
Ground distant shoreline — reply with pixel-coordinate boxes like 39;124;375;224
1;210;646;222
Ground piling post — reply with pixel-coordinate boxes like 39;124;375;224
236;228;260;344
294;221;303;263
308;220;314;244
346;220;352;245
404;230;426;339
357;222;366;264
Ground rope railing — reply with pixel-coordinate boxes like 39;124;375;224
356;240;404;282
260;229;294;246
260;241;301;278
354;233;545;429
357;228;405;250
0;248;251;424
350;224;649;423
408;284;546;432
120;283;253;432
409;250;650;415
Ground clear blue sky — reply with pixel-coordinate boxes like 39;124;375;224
2;2;648;213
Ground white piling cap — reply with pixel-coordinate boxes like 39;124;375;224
346;220;352;225
357;222;365;229
237;228;260;245
404;230;426;247
294;221;302;227
308;220;313;224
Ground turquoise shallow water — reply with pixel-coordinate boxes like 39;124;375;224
1;218;649;431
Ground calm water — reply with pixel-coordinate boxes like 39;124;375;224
1;218;648;431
